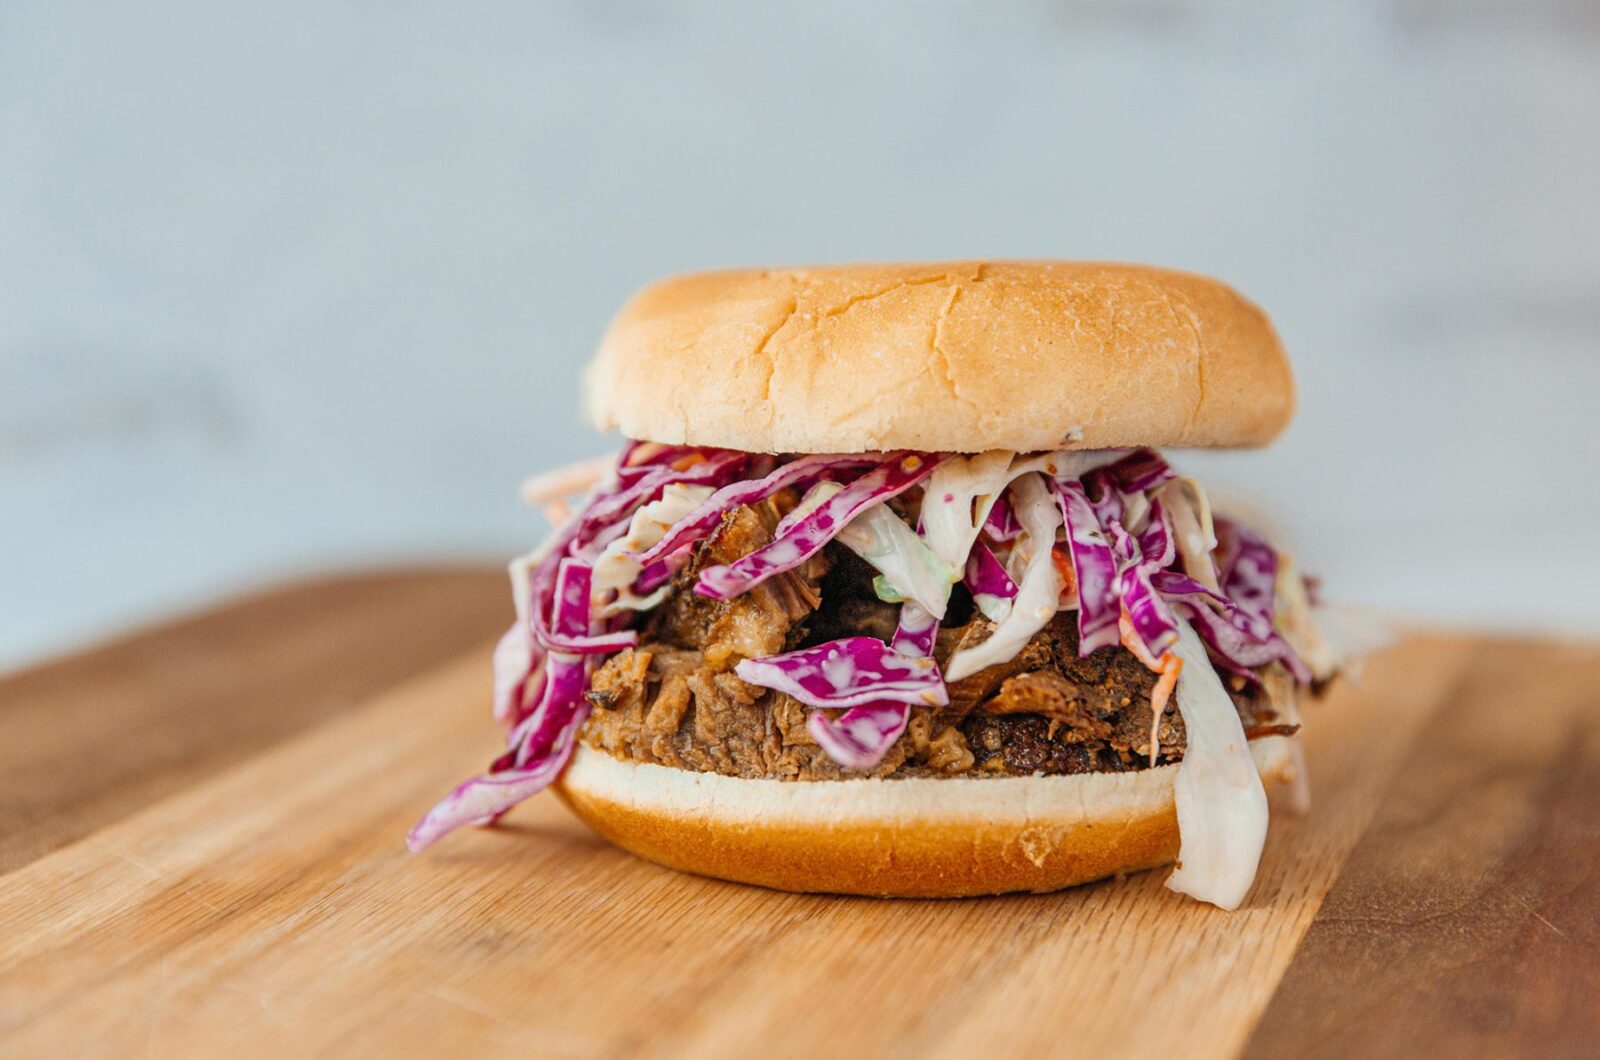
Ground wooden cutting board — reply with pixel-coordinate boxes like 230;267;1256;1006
1;570;1596;1059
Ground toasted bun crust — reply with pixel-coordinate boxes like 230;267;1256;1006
555;737;1297;898
585;261;1294;454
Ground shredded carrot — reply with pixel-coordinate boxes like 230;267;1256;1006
670;452;707;471
1147;652;1183;767
521;455;615;504
623;443;669;467
1119;607;1183;766
1118;609;1161;670
543;498;572;526
1050;545;1078;597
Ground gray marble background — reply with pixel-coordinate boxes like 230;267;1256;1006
4;1;1598;667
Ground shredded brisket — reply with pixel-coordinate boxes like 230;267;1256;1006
580;502;1294;781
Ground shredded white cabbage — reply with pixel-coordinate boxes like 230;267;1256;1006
591;484;714;617
1156;476;1220;591
1018;449;1125;487
970;573;1015;624
920;450;1016;568
1164;615;1270;910
780;479;960;616
837;500;960;618
1272;551;1336;682
1305;603;1394;683
778;480;843;533
1262;665;1311;815
506;533;561;636
920;449;1122;571
943;473;1065;681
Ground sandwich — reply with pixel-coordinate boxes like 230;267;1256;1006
408;261;1340;909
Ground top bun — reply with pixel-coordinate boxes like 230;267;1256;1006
584;261;1294;454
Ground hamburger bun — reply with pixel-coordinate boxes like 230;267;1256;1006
555;736;1298;898
585;261;1293;455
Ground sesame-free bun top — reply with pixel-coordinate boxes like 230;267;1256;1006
584;261;1295;454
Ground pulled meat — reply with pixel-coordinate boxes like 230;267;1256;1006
642;498;826;668
580;503;1296;781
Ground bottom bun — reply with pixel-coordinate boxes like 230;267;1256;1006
555;737;1297;898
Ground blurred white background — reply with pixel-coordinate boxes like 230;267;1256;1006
4;1;1598;668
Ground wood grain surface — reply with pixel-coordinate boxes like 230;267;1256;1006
1244;637;1600;1060
1;573;1595;1059
0;568;509;875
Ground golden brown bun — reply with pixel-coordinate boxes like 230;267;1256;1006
585;261;1294;454
555;737;1297;898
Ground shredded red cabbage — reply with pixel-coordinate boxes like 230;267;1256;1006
983;496;1022;542
490;622;540;726
1151;570;1311;683
632;553;681;594
806;704;911;770
695;453;942;600
734;635;948;710
503;560;596;756
803;603;939;770
632;453;877;567
1104;447;1177;494
890;602;940;659
1053;479;1121;654
1104;497;1180;657
963;539;1018;617
406;738;579;854
1214;516;1278;640
413;447;758;850
407;559;601;852
577;450;747;543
